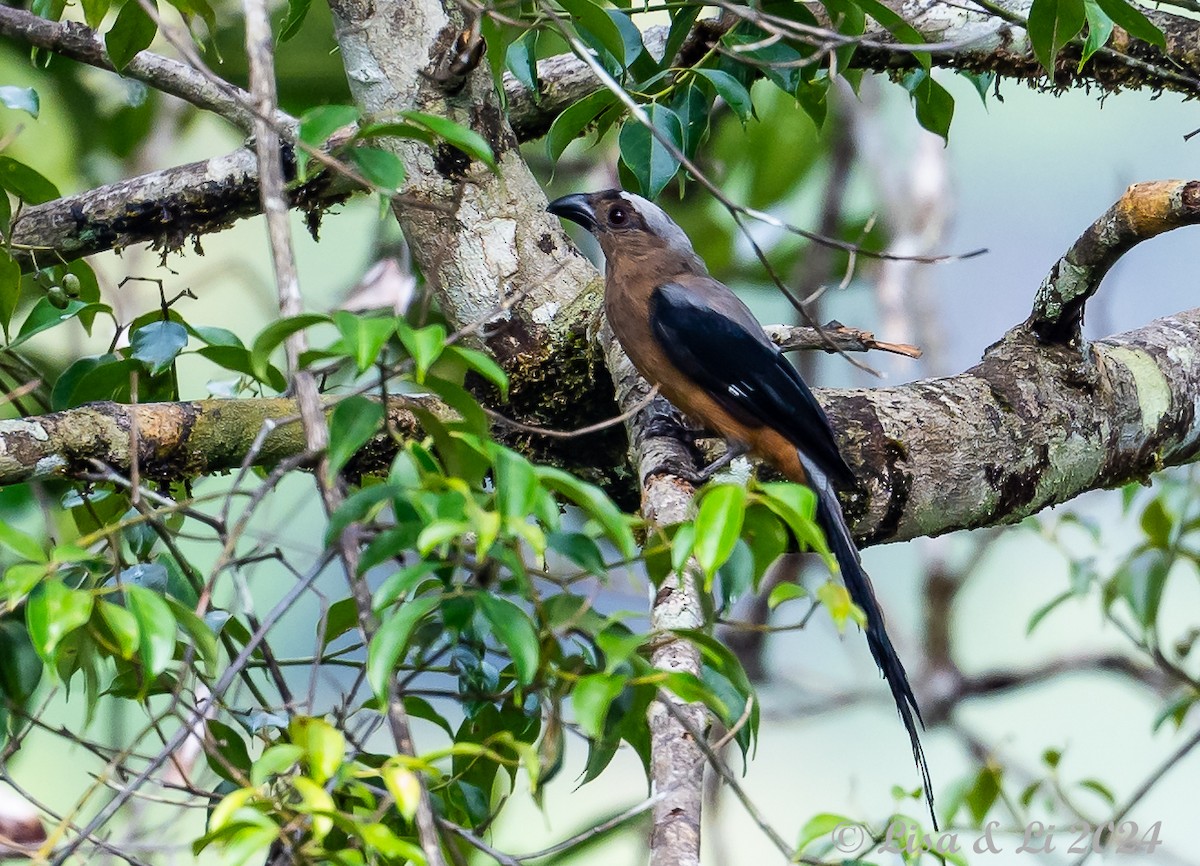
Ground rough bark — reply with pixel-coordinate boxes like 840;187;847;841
859;0;1200;93
602;330;706;866
0;398;418;485
8;148;348;271
325;0;629;483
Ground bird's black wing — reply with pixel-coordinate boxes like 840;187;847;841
649;281;855;489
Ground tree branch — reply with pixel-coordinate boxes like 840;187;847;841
4;26;639;270
855;0;1200;94
600;327;707;866
1029;180;1200;346
0;5;271;134
0;398;417;486
11;0;1200;272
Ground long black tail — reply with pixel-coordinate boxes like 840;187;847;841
799;453;937;827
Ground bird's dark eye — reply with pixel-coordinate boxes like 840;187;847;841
609;206;629;226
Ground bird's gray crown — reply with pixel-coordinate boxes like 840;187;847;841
616;191;697;255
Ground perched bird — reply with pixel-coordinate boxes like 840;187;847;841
548;188;934;821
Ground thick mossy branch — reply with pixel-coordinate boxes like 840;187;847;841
1028;180;1200;346
10;149;349;270
0;398;419;485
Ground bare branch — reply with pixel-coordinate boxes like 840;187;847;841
766;322;923;359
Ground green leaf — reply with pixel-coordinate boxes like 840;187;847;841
1026;588;1074;635
279;0;313;41
572;672;625;738
190;325;244;348
298;104;359;149
606;9;645;65
381;763;422;823
1140;496;1172;548
332;310;394;373
97;599;140;659
79;0;111;29
618;104;683;200
1080;0;1114;67
670;83;709;161
901;69;955;141
959;70;995;104
694;69;752;123
416;519;470;556
290;716;345;785
106;0;158;71
206;719;252;784
10;299;109;351
477;594;540;686
290;776;335;841
755;483;833;569
403;110;497;170
1116;549;1170;628
249;312;330;383
444;345;508;399
693;484;746;582
558;0;628;65
506;30;539;96
1078;777;1116;805
27;581;93;663
1027;0;1086;75
797;813;855;852
0;619;43;705
395;321;446;381
131;320;188;376
1;563;47;607
547;531;606;576
662;4;701;71
816;581;866;632
767;582;807;609
535;466;635;559
0;156;60;204
354;122;434;148
853;0;930;67
1152;691;1197;731
0;86;39;119
493;446;539;521
965;764;1002;824
250;743;304;785
1093;0;1164;46
717;539;753;608
327;395;385;478
125;583;177;680
164;596;219;676
349;146;406;195
325;485;393;547
366;595;440;699
372;562;437;613
545;90;618;164
0;521;46;563
662;670;728;716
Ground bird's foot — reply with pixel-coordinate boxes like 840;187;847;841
644;442;749;486
640;403;707;443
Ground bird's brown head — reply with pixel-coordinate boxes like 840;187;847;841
547;189;707;278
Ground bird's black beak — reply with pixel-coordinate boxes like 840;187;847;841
547;193;597;232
